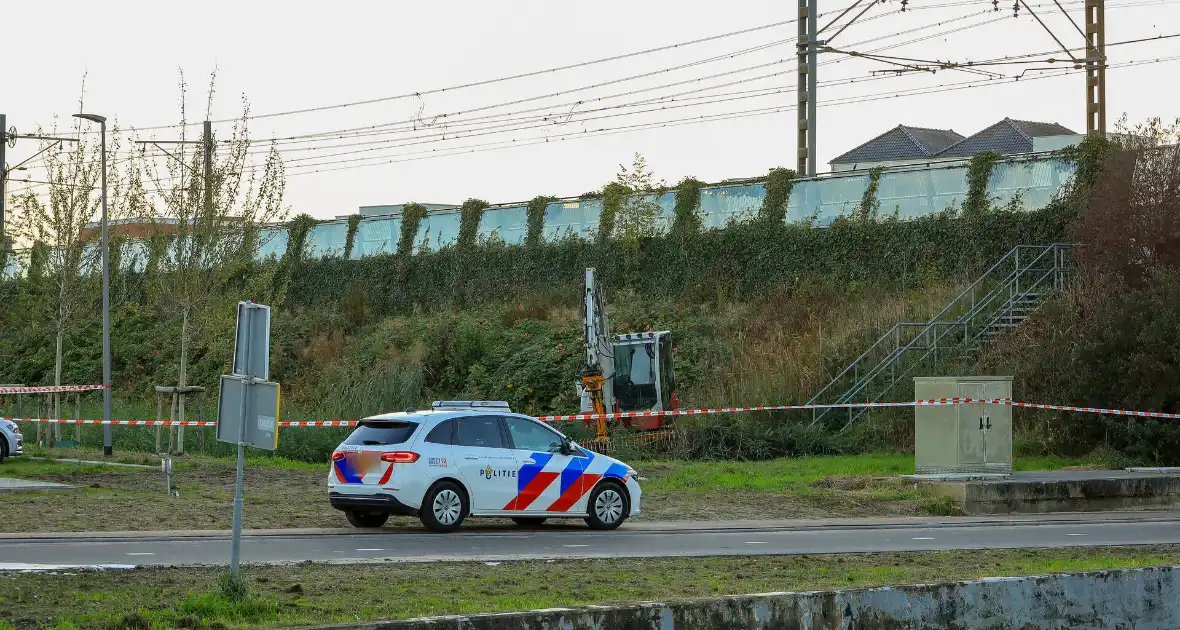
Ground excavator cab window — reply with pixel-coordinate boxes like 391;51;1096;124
612;341;659;412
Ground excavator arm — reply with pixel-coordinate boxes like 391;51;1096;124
581;268;615;440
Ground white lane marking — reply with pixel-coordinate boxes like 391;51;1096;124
125;553;155;556
912;537;935;540
356;548;385;552
563;544;590;548
745;541;769;545
1066;533;1087;537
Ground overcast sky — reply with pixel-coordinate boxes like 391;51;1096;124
5;0;1178;220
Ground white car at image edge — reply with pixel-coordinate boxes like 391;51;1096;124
0;418;23;463
327;401;642;533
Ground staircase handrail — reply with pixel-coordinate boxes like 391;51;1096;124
807;243;1069;425
807;244;1061;406
844;244;1065;399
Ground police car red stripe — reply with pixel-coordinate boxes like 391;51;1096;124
546;473;601;512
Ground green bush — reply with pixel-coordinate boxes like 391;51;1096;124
283;201;1071;317
671;177;705;234
397;203;427;255
760;167;796;224
458;198;489;248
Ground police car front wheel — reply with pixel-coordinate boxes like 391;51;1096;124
584;481;629;530
420;481;468;533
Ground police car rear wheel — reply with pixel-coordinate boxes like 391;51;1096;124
584;482;628;530
421;481;467;533
511;517;547;527
345;510;389;528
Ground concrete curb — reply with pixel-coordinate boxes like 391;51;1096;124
1;511;1177;541
287;566;1180;629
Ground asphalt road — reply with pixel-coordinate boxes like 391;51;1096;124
2;516;1179;569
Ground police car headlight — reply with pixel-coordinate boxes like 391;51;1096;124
625;468;644;482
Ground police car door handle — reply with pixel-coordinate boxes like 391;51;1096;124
522;458;536;464
464;455;479;460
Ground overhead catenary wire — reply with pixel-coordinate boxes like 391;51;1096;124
18;0;1172;146
270;54;1180;177
126;29;1177;193
217;11;1008;148
101;0;1168;156
134;0;1069;151
16;0;1173;200
227;22;1170;166
198;9;1059;158
122;19;800;131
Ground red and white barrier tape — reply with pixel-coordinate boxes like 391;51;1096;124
8;418;215;427
0;384;109;395
1006;401;1180;420
534;397;1007;422
11;397;1178;427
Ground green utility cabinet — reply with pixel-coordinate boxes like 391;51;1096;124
913;376;1013;475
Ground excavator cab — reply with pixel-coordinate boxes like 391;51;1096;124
611;331;677;428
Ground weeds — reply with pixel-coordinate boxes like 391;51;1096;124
217;572;251;603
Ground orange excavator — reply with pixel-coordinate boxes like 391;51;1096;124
578;268;678;447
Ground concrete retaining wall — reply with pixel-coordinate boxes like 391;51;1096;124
927;471;1180;515
305;565;1180;630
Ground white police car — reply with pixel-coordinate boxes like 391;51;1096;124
328;401;641;533
0;418;22;463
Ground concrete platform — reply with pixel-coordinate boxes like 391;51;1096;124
926;469;1180;514
0;478;75;492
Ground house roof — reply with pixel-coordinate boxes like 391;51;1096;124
831;125;965;165
935;118;1077;158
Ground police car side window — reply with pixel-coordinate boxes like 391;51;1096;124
504;417;563;452
455;416;507;449
424;420;454;445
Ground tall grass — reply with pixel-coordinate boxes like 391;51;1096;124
2;284;964;464
688;283;961;408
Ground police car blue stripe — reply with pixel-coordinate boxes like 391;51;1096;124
518;452;553;492
559;457;588;495
603;462;629;481
335;459;364;484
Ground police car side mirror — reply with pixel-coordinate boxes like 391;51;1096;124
559;438;574;455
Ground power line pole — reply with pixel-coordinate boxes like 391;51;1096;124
1;114;8;251
204;121;213;220
799;0;876;177
807;1;818;177
797;0;817;176
1084;0;1106;134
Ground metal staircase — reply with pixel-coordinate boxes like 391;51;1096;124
807;243;1071;429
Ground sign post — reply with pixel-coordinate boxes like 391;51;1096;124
217;301;278;578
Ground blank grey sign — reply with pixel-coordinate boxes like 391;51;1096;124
232;302;270;381
216;375;280;450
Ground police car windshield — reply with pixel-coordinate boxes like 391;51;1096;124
344;421;420;446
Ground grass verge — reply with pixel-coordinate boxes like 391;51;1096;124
2;546;1178;628
0;450;1108;533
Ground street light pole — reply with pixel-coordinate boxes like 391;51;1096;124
74;113;112;456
